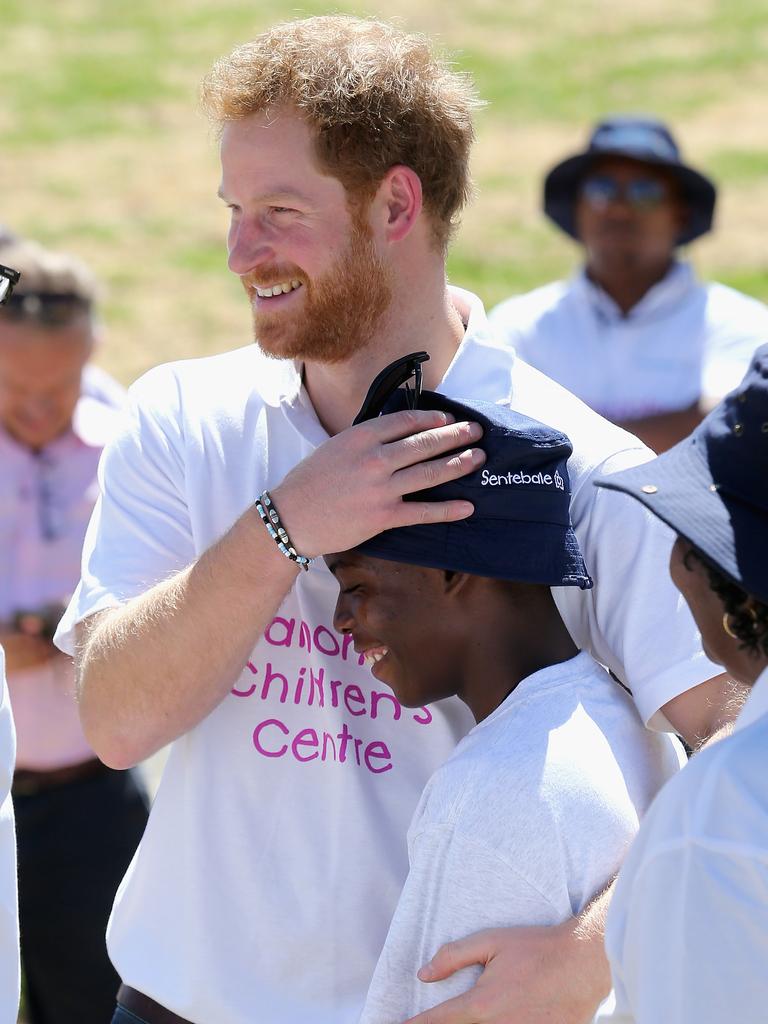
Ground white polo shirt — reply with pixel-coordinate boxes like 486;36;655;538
0;648;19;1024
489;263;768;422
55;288;719;1024
605;666;768;1024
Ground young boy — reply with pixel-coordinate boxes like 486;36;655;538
325;388;684;1023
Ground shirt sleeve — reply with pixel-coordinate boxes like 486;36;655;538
555;446;721;729
54;366;195;656
700;289;768;405
608;836;768;1024
358;825;562;1024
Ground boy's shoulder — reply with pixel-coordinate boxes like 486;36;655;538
414;656;626;828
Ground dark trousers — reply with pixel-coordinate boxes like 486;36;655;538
15;765;149;1024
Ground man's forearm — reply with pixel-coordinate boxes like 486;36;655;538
76;506;299;769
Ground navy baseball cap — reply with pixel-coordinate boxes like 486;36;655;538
544;115;717;245
357;389;592;590
595;343;768;605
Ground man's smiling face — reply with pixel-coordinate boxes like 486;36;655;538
219;107;391;364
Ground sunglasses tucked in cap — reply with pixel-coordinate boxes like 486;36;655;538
0;264;20;306
356;376;592;590
595;342;768;605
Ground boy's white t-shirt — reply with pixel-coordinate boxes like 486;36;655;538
359;652;685;1023
0;649;20;1024
55;289;718;1024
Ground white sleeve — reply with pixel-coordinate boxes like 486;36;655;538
555;448;721;728
700;297;768;404
0;652;19;1024
358;825;562;1024
54;367;195;656
609;839;768;1024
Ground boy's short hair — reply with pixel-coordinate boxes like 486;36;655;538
200;15;481;249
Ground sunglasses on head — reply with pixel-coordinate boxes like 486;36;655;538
579;174;670;211
0;263;21;306
353;351;430;425
0;290;91;326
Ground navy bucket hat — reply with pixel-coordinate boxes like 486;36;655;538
595;343;768;605
544;115;717;246
357;388;592;590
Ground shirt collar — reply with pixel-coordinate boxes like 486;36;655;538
733;665;768;733
574;260;697;324
255;286;516;411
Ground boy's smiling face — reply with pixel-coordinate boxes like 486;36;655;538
326;551;463;709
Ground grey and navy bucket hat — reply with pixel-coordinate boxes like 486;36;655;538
544;115;717;245
595;343;768;605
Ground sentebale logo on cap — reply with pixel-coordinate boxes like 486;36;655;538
482;469;565;491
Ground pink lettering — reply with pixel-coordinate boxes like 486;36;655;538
252;719;289;757
265;617;295;648
308;667;325;707
330;678;343;708
299;620;312;652
321;731;337;761
262;663;289;703
337;722;352;762
343;684;366;717
293;666;307;705
292;727;319;762
412;706;433;726
365;741;393;774
314;625;341;657
371;689;402;721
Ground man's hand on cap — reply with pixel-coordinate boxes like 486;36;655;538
271;409;485;558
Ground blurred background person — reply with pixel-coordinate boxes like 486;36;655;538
0;238;148;1024
595;342;768;1022
489;116;768;453
0;251;21;1024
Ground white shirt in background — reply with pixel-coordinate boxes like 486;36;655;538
605;665;768;1024
489;263;768;422
55;290;718;1024
0;648;20;1024
360;652;685;1023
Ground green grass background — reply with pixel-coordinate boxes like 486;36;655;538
2;0;768;384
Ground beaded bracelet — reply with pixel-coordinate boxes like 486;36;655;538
254;490;312;571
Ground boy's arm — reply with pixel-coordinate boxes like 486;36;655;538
360;826;569;1024
406;883;613;1024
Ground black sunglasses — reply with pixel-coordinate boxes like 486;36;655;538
353;351;430;425
579;174;669;211
0;290;91;326
0;263;21;306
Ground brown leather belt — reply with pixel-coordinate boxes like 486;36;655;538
12;757;110;797
117;985;195;1024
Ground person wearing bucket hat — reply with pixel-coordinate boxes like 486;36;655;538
593;344;768;1023
490;115;768;454
326;388;683;1024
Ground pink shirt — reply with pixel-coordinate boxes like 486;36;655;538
1;369;125;769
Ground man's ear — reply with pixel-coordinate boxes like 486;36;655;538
374;165;423;243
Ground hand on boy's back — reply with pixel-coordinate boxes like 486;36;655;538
271;408;484;558
404;923;606;1024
